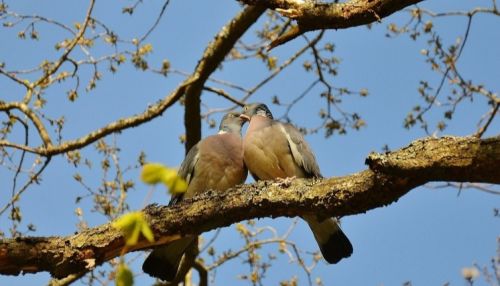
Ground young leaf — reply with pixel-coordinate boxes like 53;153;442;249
140;163;188;194
140;163;167;185
160;168;188;194
112;211;154;246
116;262;133;286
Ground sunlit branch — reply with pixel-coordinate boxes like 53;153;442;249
2;11;76;35
0;68;32;90
0;136;498;278
30;0;96;104
0;101;52;147
238;0;424;48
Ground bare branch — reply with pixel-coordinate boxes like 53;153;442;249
32;0;96;93
239;0;424;48
0;68;32;90
0;101;52;147
201;31;324;118
242;30;323;102
0;76;196;156
203;86;246;106
0;156;52;216
138;0;171;44
476;102;500;138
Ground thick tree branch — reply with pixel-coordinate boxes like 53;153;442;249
0;135;498;278
239;0;424;48
184;5;266;152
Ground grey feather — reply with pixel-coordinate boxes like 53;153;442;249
169;144;200;205
279;122;322;178
303;215;353;264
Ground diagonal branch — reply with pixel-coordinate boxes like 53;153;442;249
0;101;52;147
0;135;498;278
0;77;197;156
183;5;266;152
239;0;425;48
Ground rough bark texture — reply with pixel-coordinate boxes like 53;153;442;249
0;136;498;278
183;5;266;153
239;0;424;48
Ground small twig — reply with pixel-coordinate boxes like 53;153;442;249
475;102;499;138
203;86;245;106
200;229;222;253
47;271;87;286
0;76;197;156
0;101;53;147
33;0;96;90
242;30;324;103
427;182;500;195
2;11;76;35
280;79;319;121
9;114;29;223
138;0;170;43
171;69;250;93
0;139;38;154
0;156;52;216
0;68;32;90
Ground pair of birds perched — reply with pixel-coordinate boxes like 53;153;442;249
143;103;353;281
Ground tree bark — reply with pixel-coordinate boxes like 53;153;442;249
239;0;425;48
184;5;266;153
0;135;498;278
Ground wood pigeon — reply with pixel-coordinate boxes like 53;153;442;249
142;112;248;281
240;102;353;264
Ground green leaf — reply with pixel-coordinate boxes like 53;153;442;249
140;163;165;184
140;163;188;194
160;168;188;194
116;262;133;286
140;219;155;243
112;212;155;246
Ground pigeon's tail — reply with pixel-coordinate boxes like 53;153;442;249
303;215;353;264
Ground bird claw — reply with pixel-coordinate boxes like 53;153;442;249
274;176;296;188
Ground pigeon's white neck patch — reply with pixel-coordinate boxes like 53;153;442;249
255;109;273;119
218;130;228;134
256;110;267;117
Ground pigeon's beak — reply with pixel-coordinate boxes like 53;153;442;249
239;114;251;122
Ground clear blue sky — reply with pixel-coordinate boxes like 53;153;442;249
0;0;499;285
